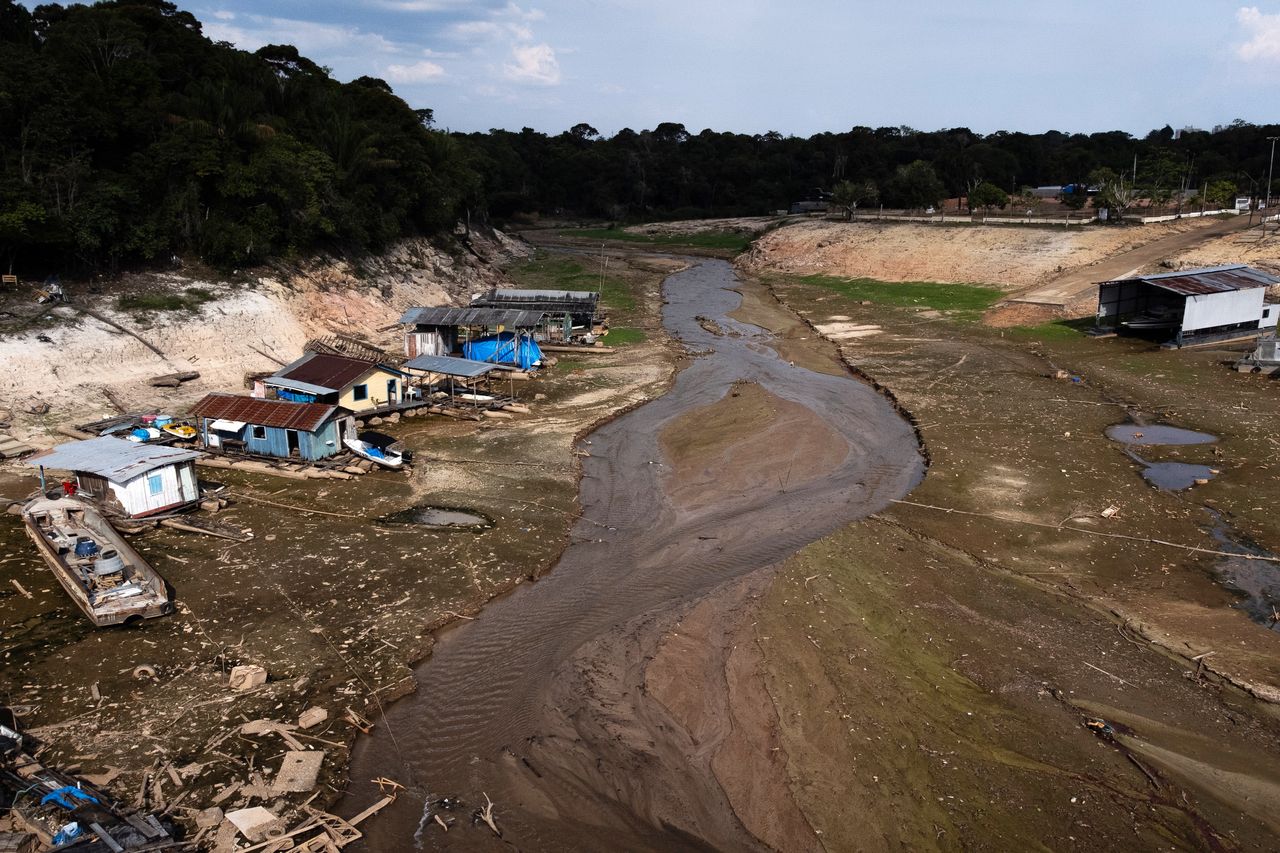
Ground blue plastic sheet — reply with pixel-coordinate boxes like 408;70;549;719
463;333;542;370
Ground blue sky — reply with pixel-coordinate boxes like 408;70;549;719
122;2;1280;135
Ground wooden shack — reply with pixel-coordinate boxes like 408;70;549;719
189;394;352;461
25;436;201;518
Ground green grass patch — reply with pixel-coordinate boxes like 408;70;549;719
797;275;1002;315
116;288;217;313
559;228;751;254
604;327;646;346
1004;317;1094;341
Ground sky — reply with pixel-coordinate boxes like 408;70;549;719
99;1;1280;136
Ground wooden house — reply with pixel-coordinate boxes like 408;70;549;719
398;306;544;359
26;436;201;518
189;394;352;461
262;352;412;416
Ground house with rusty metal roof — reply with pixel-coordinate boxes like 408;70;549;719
1095;265;1280;347
189;393;352;461
262;352;411;416
26;436;202;518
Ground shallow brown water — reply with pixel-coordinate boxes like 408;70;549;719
343;260;924;850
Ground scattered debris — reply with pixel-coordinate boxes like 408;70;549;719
147;370;200;388
272;750;324;794
228;664;267;691
225;806;284;843
298;707;329;730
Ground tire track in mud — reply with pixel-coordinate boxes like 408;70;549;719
343;260;926;851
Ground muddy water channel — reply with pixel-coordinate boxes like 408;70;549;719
344;261;924;850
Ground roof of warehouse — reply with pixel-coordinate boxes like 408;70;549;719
1102;265;1280;296
190;394;339;432
27;436;200;482
399;306;544;327
403;354;502;377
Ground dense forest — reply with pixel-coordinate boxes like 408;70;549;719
3;0;1280;276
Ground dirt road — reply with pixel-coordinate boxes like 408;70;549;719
342;260;925;850
1010;214;1255;307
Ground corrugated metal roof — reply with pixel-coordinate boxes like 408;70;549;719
473;289;600;315
403;354;502;377
1102;265;1280;296
488;289;599;301
189;394;338;432
399;306;544;327
27;436;200;482
268;352;377;393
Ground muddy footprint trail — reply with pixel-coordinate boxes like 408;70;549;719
343;260;926;850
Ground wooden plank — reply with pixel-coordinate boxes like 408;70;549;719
89;823;125;853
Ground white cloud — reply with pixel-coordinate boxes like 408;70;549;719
384;60;446;82
450;20;503;40
503;42;560;84
372;0;476;10
204;14;402;57
1236;6;1280;63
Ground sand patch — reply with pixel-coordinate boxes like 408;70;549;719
660;383;847;511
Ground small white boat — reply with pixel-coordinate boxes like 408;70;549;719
22;495;173;626
344;437;404;469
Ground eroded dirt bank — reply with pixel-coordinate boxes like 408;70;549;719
343;261;925;850
0;230;528;442
738;218;1235;292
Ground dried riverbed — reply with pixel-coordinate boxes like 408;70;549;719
343;260;924;849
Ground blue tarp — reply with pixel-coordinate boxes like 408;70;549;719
463;333;542;370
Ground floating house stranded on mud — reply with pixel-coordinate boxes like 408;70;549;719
398;306;544;360
25;436;201;519
260;351;414;417
1095;264;1280;348
189;393;353;461
470;288;605;338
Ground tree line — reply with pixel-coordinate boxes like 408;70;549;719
0;0;480;275
3;0;1279;277
465;120;1280;223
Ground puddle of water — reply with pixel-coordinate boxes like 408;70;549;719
377;505;493;531
1106;424;1217;446
1137;459;1217;491
1206;511;1280;630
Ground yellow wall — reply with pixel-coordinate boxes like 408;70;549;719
338;367;404;413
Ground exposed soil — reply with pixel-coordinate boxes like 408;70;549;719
739;218;1245;298
737;264;1280;849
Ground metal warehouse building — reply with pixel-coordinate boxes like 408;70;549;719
1095;265;1280;347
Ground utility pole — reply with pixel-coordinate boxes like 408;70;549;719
1267;136;1279;211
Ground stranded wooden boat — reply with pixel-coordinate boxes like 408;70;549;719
22;495;173;626
343;437;404;469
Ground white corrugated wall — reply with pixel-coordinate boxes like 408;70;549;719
109;462;196;516
1182;289;1264;333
